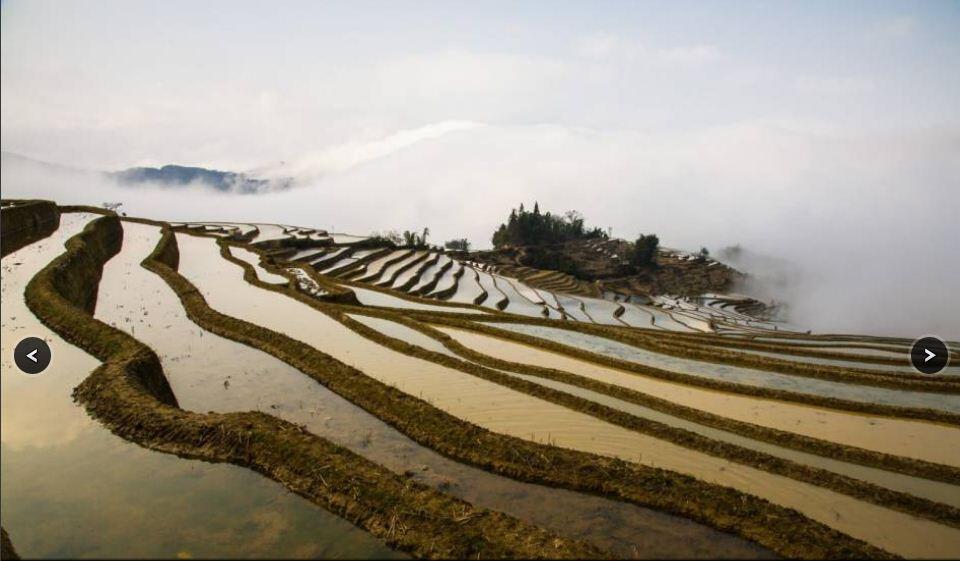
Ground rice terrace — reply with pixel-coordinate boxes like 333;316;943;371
2;198;959;559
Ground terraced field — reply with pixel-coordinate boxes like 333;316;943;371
3;202;959;559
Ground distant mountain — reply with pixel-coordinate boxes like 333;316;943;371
111;164;291;194
1;152;292;195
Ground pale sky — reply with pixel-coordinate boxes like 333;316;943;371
2;0;959;337
3;0;958;167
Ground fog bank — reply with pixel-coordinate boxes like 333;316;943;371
4;122;958;339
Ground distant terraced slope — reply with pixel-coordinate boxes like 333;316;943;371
469;237;743;301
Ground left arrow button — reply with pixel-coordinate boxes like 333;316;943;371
14;337;51;374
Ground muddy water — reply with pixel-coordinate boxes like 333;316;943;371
0;217;398;559
176;235;960;558
784;345;910;357
349;314;461;358
346;285;485;314
228;246;289;285
488;323;960;414
439;326;960;468
94;231;774;559
731;346;960;375
355;315;960;507
503;370;960;508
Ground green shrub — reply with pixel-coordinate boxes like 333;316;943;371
632;234;659;268
492;203;607;248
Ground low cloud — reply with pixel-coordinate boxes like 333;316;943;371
4;122;958;339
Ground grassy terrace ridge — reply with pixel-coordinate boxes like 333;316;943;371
289;292;960;519
330;247;392;278
258;262;960;420
417;313;960;424
332;305;960;527
207;234;912;557
595;323;960;373
427;311;960;396
304;257;496;314
378;251;431;287
412;255;453;296
673;332;960;370
1;199;61;257
702;336;960;368
24;216;603;560
269;235;956;386
253;230;960;392
407;317;960;485
270;236;958;393
352;249;414;281
0;527;18;561
240;252;960;482
15;209;951;557
427;262;467;301
395;253;439;292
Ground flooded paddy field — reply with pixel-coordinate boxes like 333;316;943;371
96;225;765;558
728;344;960;375
351;316;960;508
5;208;959;559
2;217;398;559
483;323;960;413
433;326;960;466
175;233;960;558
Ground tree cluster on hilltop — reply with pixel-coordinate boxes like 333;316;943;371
631;233;659;268
444;238;470;252
491;202;607;248
368;227;432;249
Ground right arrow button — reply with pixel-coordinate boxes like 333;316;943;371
911;336;949;374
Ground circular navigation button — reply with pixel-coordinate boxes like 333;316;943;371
910;336;949;375
14;337;52;374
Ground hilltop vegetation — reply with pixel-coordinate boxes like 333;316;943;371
492;203;607;248
475;204;736;295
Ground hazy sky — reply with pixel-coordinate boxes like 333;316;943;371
2;1;959;337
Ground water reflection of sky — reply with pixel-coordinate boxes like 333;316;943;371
1;216;401;559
